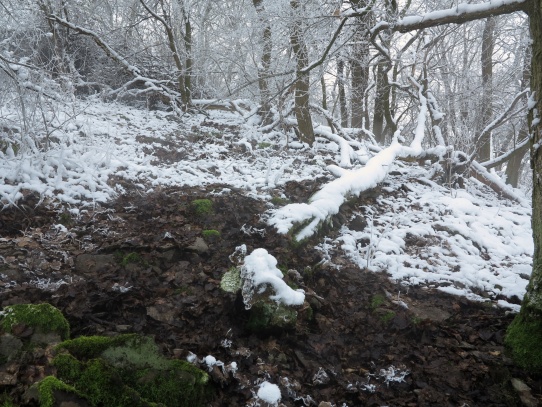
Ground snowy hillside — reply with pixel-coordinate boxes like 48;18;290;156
0;99;532;309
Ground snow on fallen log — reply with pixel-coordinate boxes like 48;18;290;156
268;82;438;241
268;139;445;241
470;160;529;207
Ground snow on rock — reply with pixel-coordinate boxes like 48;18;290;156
256;381;281;405
241;248;305;309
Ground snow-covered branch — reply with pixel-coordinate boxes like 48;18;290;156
474;89;530;149
480;136;530;170
364;0;528;34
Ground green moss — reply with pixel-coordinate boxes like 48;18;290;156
120;252;141;267
246;302;298;333
0;303;69;340
380;311;395;323
271;196;291;206
38;376;82;407
257;142;272;149
370;294;386;310
191;199;213;216
55;334;139;359
202;229;220;241
220;267;242;293
0;392;16;407
505;313;542;372
53;334;211;407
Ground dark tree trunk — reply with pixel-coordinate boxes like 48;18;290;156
337;58;348;127
372;61;388;144
505;0;542;372
349;0;371;129
252;0;273;125
289;0;314;145
476;17;496;161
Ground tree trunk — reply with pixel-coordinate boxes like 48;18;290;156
504;138;529;187
349;0;370;129
505;0;542;372
337;58;348;127
372;60;387;144
476;17;496;162
252;0;273;125
183;17;193;106
289;0;315;145
505;46;531;187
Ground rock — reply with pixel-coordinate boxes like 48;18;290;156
511;378;538;407
0;303;70;341
146;303;178;325
0;334;23;362
409;304;451;322
30;332;62;346
246;301;298;334
116;324;132;332
318;402;333;407
349;215;368;232
75;254;117;275
187;237;209;254
53;334;211;406
0;371;17;385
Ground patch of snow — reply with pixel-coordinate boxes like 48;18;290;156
257;381;281;405
241;248;305;308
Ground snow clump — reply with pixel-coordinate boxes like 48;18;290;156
256;381;281;405
241;248;305;309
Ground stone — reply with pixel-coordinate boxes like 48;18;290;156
146;303;177;325
511;378;538;407
0;334;23;362
349;215;368;232
0;371;17;385
31;332;62;346
187;237;209;254
75;254;116;275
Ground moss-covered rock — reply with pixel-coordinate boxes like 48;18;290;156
246;301;298;334
38;376;83;407
220;267;242;293
52;334;212;407
0;303;69;342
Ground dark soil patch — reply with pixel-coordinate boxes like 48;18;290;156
0;185;540;406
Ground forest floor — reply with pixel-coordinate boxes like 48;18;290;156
0;180;540;406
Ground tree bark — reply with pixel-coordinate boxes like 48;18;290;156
372;60;388;144
289;0;315;145
505;46;531;187
349;0;371;129
252;0;273;125
337;58;348;127
505;0;542;372
476;17;495;162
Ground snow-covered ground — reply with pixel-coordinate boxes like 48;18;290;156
0;98;533;309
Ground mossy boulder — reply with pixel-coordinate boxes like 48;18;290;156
0;303;70;342
246;301;298;334
220;267;242;293
37;376;86;407
52;334;212;407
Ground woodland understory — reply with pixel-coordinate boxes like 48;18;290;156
1;0;542;406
